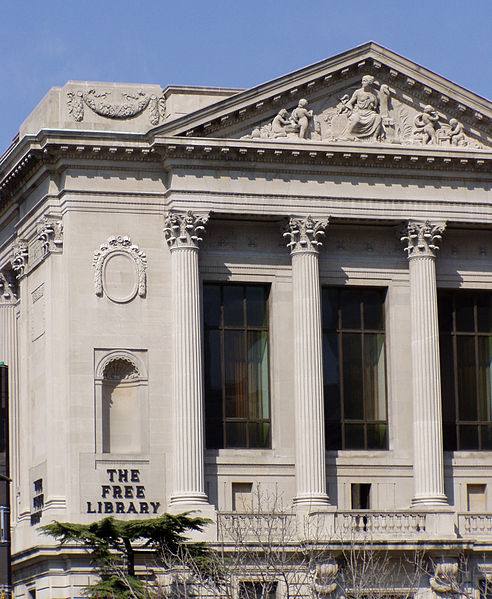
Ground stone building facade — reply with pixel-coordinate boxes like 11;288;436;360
0;42;491;597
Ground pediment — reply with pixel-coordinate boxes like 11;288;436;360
151;42;492;152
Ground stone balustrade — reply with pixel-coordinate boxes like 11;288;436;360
217;511;492;543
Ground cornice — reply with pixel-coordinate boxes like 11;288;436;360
0;132;490;210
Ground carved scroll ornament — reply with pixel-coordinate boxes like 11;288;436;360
430;562;459;594
311;563;339;596
92;235;147;300
11;241;28;280
0;270;18;303
37;217;63;255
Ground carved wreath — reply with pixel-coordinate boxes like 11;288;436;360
92;235;147;298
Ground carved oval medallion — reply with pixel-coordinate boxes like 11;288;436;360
102;251;138;303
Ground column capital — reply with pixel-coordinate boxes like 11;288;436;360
0;269;18;303
163;211;209;250
284;216;329;255
401;220;446;259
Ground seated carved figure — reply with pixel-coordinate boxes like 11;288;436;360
343;75;383;142
449;118;467;146
271;109;291;138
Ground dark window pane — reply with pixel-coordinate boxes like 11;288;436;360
477;295;492;333
362;289;384;330
443;423;457;451
247;331;269;419
225;422;247;448
440;334;456;420
203;284;221;327
206;420;223;449
364;333;386;420
457;336;477;420
323;333;340;420
459;424;479;450
248;422;270;448
224;330;246;417
438;293;453;332
481;424;492;450
456;294;475;332
223;286;244;327
366;424;387;450
246;286;267;327
341;289;362;330
322;288;339;330
205;330;223;415
478;337;492;421
325;423;342;450
345;424;365;449
342;333;363;419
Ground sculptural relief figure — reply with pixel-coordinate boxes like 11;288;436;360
271;109;291;138
413;105;440;144
342;75;383;142
290;99;313;139
448;118;467;146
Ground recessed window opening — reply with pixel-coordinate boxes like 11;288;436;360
438;291;492;451
204;283;271;449
322;287;388;450
351;483;371;509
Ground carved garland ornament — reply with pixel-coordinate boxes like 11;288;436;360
163;211;209;250
92;235;147;298
284;216;328;254
401;221;446;259
67;89;166;125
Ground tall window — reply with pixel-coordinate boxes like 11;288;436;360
438;291;492;450
204;284;271;449
322;287;387;450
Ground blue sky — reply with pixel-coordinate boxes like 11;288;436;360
0;0;490;153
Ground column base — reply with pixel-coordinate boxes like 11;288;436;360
411;494;448;507
293;493;331;509
169;492;210;506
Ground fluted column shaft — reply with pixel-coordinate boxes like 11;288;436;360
285;217;330;507
402;221;448;506
164;212;209;506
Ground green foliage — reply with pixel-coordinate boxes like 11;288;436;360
42;513;212;598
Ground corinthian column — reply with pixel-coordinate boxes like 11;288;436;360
401;221;448;506
284;216;330;507
163;211;209;506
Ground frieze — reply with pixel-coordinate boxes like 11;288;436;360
67;89;166;125
240;75;488;150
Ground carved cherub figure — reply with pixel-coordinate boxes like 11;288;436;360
271;108;291;138
414;105;439;144
449;118;467;146
290;98;313;139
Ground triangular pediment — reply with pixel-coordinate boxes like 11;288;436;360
150;42;492;151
